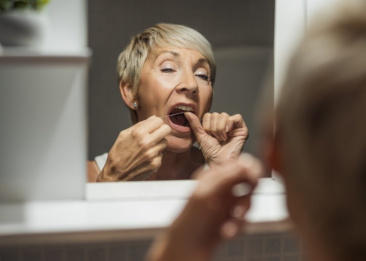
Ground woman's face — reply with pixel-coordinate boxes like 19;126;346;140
137;45;213;153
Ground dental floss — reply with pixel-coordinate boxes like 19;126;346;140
160;112;185;119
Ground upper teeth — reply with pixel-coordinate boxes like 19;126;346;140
175;105;193;112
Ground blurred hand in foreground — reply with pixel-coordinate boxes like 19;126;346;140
146;153;263;261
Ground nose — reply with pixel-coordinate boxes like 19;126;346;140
176;70;199;95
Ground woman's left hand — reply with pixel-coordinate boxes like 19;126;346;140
185;112;248;166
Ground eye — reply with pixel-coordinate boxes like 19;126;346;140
159;60;176;73
195;68;210;82
195;74;209;81
161;68;176;73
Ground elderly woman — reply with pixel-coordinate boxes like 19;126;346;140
88;23;248;182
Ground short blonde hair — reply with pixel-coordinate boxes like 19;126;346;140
277;1;366;260
117;23;216;123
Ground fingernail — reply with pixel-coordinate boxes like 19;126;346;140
231;183;251;197
221;221;238;239
230;205;247;219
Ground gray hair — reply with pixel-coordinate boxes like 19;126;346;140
117;23;216;97
276;1;366;260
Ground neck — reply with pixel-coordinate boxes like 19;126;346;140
150;148;203;180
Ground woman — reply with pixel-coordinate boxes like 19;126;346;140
88;23;248;182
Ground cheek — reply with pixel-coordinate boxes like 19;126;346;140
140;77;176;99
200;87;213;112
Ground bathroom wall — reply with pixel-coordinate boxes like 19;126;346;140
0;231;306;261
87;0;274;161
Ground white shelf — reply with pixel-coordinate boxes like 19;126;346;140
0;47;91;64
0;178;291;246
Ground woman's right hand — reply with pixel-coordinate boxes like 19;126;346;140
145;154;262;261
96;116;171;182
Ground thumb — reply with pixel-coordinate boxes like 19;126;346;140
184;112;207;142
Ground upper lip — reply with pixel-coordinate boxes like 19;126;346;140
168;102;198;116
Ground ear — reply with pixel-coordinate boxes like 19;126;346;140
119;81;136;110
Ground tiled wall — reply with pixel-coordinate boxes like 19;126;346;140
0;231;306;261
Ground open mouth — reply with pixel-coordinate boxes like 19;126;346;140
168;105;193;127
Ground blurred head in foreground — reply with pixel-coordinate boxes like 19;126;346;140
272;1;366;260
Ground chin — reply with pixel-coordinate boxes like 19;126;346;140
165;136;193;153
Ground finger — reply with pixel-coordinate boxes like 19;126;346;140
226;114;245;133
230;197;251;220
209;112;222;141
238;153;264;184
141;140;168;162
184;112;208;143
135;124;170;152
211;156;261;192
217;113;230;141
220;218;242;239
196;160;256;199
139;149;164;172
155;139;168;153
149;124;171;143
149;152;163;172
202;113;212;136
135;115;166;134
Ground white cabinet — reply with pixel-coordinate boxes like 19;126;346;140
0;49;90;202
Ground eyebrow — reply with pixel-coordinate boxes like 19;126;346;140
150;50;179;63
196;58;210;68
152;51;210;68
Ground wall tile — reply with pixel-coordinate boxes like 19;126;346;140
108;245;127;261
86;246;106;261
22;248;43;261
65;247;85;261
265;236;281;255
263;256;281;261
0;250;20;261
283;235;300;254
0;231;305;261
227;239;245;257
246;236;264;256
283;255;300;261
127;241;151;261
44;248;64;261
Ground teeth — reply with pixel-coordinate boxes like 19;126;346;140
175;105;193;112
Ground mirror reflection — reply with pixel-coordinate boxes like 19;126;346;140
87;0;274;182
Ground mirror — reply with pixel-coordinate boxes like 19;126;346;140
87;0;274;182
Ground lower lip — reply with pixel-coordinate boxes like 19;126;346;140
167;116;191;133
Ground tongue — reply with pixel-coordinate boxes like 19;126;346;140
170;113;189;126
